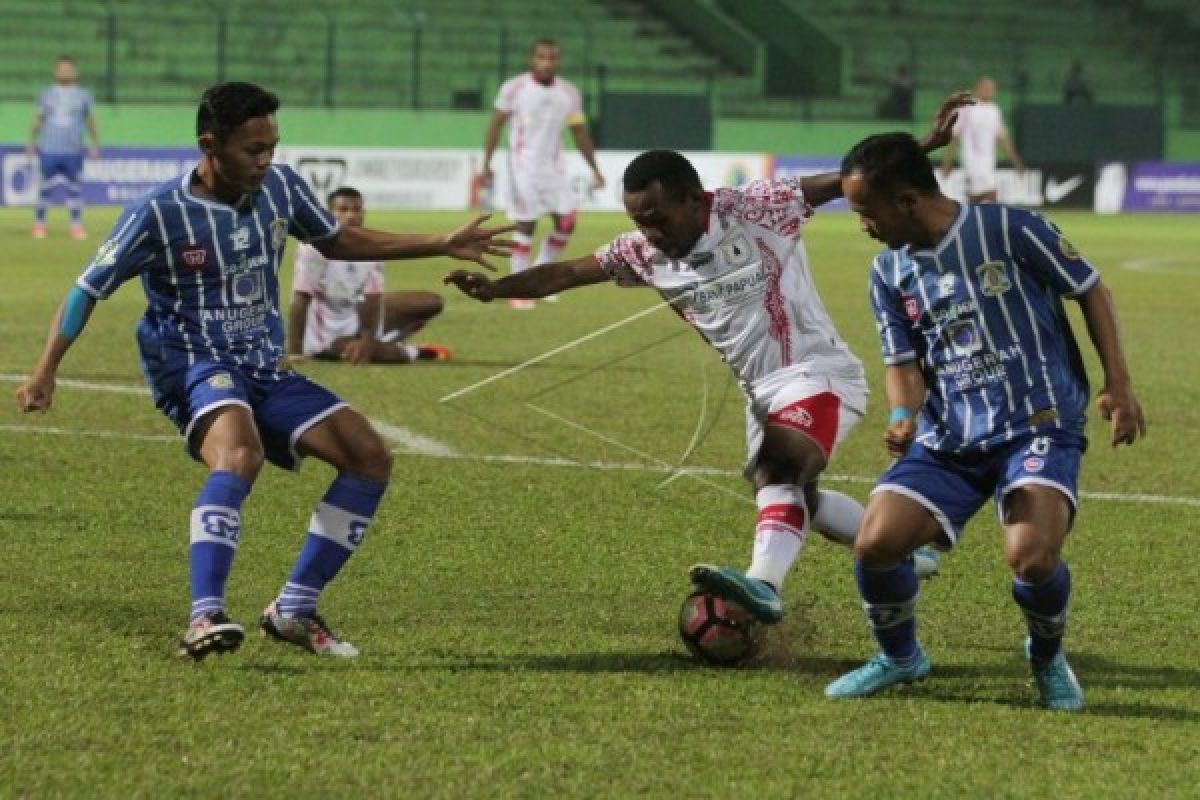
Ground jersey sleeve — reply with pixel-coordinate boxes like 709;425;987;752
1010;209;1099;297
75;205;159;300
710;178;813;238
565;82;585;126
279;164;340;243
593;232;654;287
495;77;519;113
291;244;326;294
870;254;920;365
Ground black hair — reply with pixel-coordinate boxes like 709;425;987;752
327;186;363;205
56;55;75;65
196;82;280;140
531;38;559;53
840;132;939;196
622;149;702;202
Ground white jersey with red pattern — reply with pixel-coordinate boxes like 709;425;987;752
593;178;864;390
495;73;585;177
292;243;383;355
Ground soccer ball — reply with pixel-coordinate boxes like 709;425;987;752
678;590;765;666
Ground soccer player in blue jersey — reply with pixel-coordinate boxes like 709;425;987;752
825;132;1145;710
14;82;512;661
27;56;101;240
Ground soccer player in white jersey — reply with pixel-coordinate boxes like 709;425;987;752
445;96;966;627
289;186;451;365
826;132;1145;710
478;38;605;310
27;56;100;240
14;82;511;661
941;76;1024;203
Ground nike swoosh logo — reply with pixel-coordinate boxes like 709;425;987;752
1044;175;1085;203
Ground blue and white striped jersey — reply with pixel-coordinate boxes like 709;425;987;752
869;203;1099;453
37;85;93;155
76;164;339;378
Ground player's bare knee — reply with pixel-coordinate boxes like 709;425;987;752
222;443;265;479
1006;545;1060;583
423;292;445;318
350;434;393;482
853;522;903;566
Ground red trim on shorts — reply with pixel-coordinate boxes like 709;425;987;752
766;390;840;459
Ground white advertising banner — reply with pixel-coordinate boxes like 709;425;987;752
277;147;475;210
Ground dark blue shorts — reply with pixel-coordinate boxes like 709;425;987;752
139;348;346;471
39;152;84;186
873;430;1085;548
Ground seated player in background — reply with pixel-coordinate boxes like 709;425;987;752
445;94;969;629
824;131;1145;710
289;186;451;365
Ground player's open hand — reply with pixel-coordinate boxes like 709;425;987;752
920;90;974;153
15;373;55;413
444;213;516;271
444;270;498;302
1096;382;1146;447
883;417;917;457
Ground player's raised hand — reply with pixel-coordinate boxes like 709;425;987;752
1096;382;1146;447
883;415;918;457
444;269;498;302
920;90;974;153
444;213;515;271
15;373;56;413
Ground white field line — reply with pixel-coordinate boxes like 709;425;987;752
367;418;458;457
1;375;1197;510
438;301;670;403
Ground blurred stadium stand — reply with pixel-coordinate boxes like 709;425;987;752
0;0;1195;127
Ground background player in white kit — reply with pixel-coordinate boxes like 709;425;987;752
478;38;605;310
941;76;1024;203
445;96;964;624
289;186;451;365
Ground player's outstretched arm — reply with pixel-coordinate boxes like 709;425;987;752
445;255;608;302
882;362;927;457
1077;282;1146;447
314;214;515;271
15;286;96;413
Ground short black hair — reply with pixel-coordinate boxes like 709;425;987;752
840;133;939;196
56;55;75;65
531;38;559;53
623;149;702;202
327;186;363;205
196;82;280;140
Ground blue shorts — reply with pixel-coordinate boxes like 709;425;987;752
872;430;1085;548
139;347;346;471
39;152;84;186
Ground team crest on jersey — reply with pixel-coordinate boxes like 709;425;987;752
976;260;1011;297
719;233;754;268
181;246;207;270
945;319;982;356
92;238;119;268
207;372;235;390
270;218;288;249
937;274;957;297
1058;236;1080;261
902;295;921;322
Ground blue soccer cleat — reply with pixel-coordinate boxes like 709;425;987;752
825;649;932;698
1025;638;1084;711
688;564;784;624
910;546;941;580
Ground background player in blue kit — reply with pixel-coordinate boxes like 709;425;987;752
826;132;1145;710
27;55;101;240
14;82;512;661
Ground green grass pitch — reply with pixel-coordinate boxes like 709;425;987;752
1;205;1198;798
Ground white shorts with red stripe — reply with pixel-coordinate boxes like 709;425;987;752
506;166;576;222
742;366;868;478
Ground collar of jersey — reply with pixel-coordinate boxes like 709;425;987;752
180;167;253;212
907;201;967;259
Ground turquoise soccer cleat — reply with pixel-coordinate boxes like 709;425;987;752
910;546;941;580
824;649;932;698
688;564;784;623
1025;638;1085;711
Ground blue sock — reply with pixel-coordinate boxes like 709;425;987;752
1013;561;1071;663
276;474;388;616
67;194;82;225
855;561;920;664
189;471;252;622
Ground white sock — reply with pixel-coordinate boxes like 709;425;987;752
511;232;533;274
811;489;863;547
534;232;570;266
746;484;809;590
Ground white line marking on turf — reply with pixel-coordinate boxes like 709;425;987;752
1120;256;1199;274
367;418;458;457
0;423;175;443
0;373;151;395
658;359;711;489
438;301;669;403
